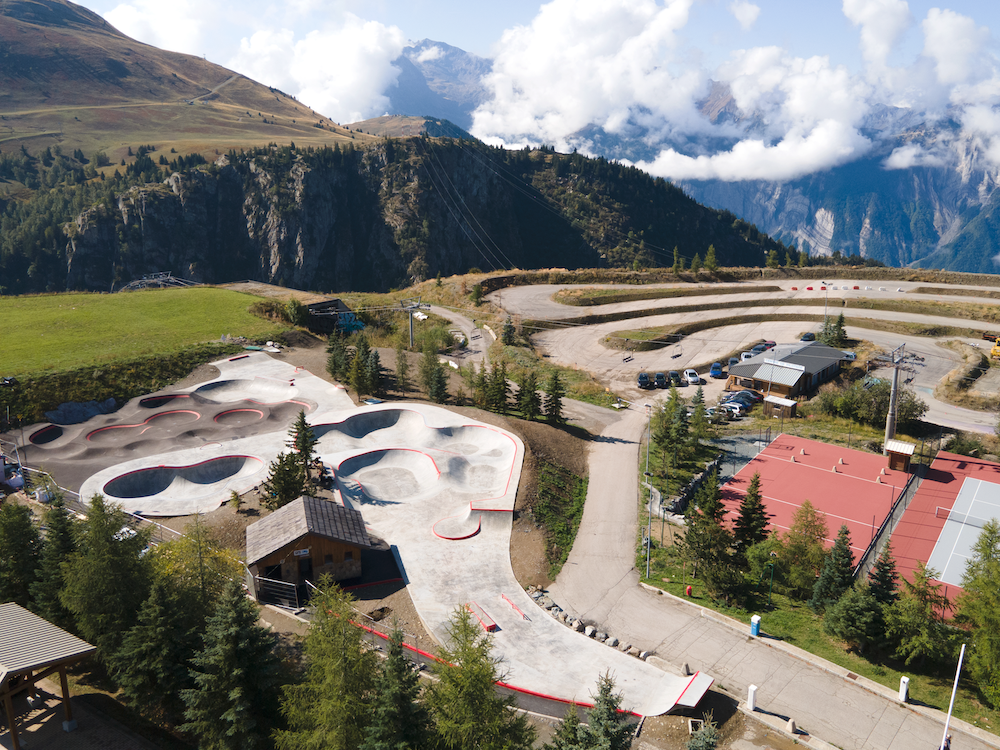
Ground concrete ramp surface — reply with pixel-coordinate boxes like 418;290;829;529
103;455;264;499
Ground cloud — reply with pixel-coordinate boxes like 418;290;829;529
416;45;444;63
922;8;990;86
228;15;406;123
728;1;760;31
842;0;912;74
472;0;707;148
637;119;871;181
105;0;214;56
883;143;948;169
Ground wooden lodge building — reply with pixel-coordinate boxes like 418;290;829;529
246;496;372;589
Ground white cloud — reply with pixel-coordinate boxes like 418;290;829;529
228;15;406;123
472;0;706;148
105;0;212;56
637;119;871;181
416;45;444;63
883;143;947;168
842;0;912;74
922;8;990;86
729;1;760;31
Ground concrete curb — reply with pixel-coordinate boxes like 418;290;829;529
736;702;840;750
638;581;1000;748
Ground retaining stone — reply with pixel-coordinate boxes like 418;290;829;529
572;620;584;632
606;636;619;648
628;646;640;657
595;632;607;642
618;642;631;652
585;625;596;638
639;651;651;661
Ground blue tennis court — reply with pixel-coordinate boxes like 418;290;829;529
926;478;1000;586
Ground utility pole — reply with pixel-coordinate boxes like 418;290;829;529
644;403;652;580
876;343;914;450
399;296;428;349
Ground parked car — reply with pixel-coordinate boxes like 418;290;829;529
705;406;731;423
719;402;745;417
740;351;754;361
723;394;756;410
684;369;700;385
800;332;816;341
668;370;682;387
763;340;776;350
728;357;740;368
751;344;767;355
637;372;652;389
709;362;724;378
654;372;667;388
841;351;857;361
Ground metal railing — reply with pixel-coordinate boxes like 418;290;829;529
853;462;927;580
255;575;299;610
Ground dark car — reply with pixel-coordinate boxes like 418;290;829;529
637;372;652;389
728;357;740;368
751;344;767;355
709;362;724;378
728;389;763;403
668;370;682;387
654;372;667;389
724;392;756;407
800;332;816;341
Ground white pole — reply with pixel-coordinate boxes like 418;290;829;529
941;643;966;750
645;403;652;579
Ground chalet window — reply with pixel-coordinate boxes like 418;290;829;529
344;551;354;561
324;554;333;565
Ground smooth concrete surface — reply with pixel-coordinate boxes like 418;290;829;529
21;352;707;715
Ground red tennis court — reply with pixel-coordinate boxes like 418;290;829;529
720;434;912;555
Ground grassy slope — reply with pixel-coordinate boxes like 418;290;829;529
1;287;285;374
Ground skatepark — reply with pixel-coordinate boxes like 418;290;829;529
12;351;712;716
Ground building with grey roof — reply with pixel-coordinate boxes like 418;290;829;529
726;341;849;397
0;603;96;749
246;495;372;592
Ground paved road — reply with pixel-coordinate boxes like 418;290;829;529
493;282;996;433
549;401;1000;750
430;305;490;366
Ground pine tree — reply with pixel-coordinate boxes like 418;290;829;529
683;472;740;602
809;524;855;612
581;673;631;750
114;578;196;724
426;606;535;750
30;494;77;630
823;582;883;654
326;335;349;381
262;451;305;510
60;495;153;662
349;346;370;396
420;344;448;403
799;245;810;267
689;386;710;444
686;712;719;750
704;245;718;273
502;317;516;345
368;349;384;396
394;340;410;392
518;371;541;421
885;561;954;667
544;705;585;750
0;502;41;607
766;249;780;268
733;472;769;557
690;252;702;274
544;371;565;423
182;580;282;750
359;626;432;750
277;578;379;750
959;519;1000;706
672;247;683;274
868;540;899;606
289;410;318;479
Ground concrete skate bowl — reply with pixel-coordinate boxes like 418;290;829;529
424;425;515;460
336;449;440;506
313;408;427;452
29;424;64;446
86;411;201;443
139;394;192;409
432;506;513;540
101;455;265;508
214;408;266;427
193;378;314;410
439;455;507;495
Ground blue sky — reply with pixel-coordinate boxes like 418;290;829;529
74;0;1000;181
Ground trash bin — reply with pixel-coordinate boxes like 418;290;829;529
750;615;761;637
685;585;692;597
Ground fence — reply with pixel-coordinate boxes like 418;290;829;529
852;462;927;580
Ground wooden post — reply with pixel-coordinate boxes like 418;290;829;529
3;691;21;750
59;666;74;723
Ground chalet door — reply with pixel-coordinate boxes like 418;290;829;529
298;556;313;582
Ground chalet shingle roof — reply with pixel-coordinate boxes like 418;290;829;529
729;341;847;381
246;496;371;565
0;603;95;684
